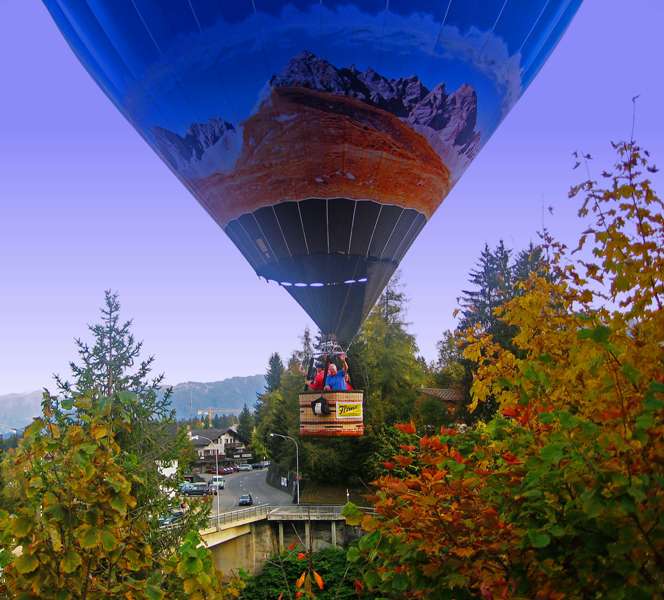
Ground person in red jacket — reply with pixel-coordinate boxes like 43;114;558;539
308;367;325;390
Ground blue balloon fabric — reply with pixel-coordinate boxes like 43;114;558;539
44;0;582;344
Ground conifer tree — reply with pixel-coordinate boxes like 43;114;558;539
237;403;254;445
52;291;200;558
512;241;547;284
459;241;513;341
264;352;285;392
294;327;315;370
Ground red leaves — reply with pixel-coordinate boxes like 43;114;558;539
297;552;306;560
399;444;417;452
419;436;446;451
451;450;464;464
395;422;416;434
354;579;364;592
383;461;395;471
502;451;522;465
501;406;519;418
394;455;413;467
440;427;458;436
287;542;297;551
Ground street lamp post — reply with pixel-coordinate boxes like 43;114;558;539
269;433;299;505
191;434;220;525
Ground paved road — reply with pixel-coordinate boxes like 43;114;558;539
199;469;293;513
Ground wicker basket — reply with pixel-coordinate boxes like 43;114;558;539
299;390;364;437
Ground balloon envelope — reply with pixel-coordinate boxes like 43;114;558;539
44;0;581;344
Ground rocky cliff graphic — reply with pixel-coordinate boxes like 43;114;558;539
153;51;480;224
270;51;480;178
153;119;241;179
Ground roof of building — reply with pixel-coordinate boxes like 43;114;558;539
419;388;464;405
189;427;242;446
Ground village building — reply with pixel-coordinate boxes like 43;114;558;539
188;426;252;471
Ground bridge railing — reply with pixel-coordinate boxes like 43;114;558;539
204;503;376;531
206;504;272;530
268;505;344;520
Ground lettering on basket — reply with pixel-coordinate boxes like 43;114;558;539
337;402;362;419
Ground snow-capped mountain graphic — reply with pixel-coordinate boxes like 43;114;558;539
153;51;480;182
271;51;481;179
153;118;241;179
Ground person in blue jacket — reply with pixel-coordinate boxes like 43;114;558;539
324;354;349;391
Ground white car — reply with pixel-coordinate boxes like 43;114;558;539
238;464;252;472
208;475;225;490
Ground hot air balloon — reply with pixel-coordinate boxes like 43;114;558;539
44;0;581;436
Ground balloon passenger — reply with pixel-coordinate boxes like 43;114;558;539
307;367;325;391
324;355;349;392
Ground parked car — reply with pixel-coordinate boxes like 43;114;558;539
183;474;205;483
221;466;234;475
205;466;219;474
158;510;184;528
238;494;253;506
181;482;212;497
208;475;225;490
231;465;240;472
238;464;252;472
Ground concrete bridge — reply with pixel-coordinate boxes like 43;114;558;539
199;505;363;574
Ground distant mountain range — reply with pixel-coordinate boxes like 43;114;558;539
166;375;265;419
0;375;265;430
153;50;480;185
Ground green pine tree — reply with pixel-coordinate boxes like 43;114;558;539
264;352;285;392
237;403;254;445
52;290;205;558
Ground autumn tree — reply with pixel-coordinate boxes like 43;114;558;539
346;141;664;598
52;291;197;558
0;392;232;599
442;241;547;422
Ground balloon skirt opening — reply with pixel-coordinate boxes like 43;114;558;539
299;390;364;437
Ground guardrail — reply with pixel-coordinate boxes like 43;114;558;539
204;504;376;530
206;504;271;530
268;505;344;520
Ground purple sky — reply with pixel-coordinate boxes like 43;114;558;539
1;0;663;395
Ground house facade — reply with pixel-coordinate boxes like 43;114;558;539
189;426;252;467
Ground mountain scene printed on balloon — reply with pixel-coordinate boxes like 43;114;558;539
154;51;480;225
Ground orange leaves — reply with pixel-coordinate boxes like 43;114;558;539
450;450;464;464
295;571;306;589
451;547;475;559
501;406;519;418
395;422;416;435
420;435;446;451
294;568;324;596
312;570;324;590
356;142;664;599
394;455;413;467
